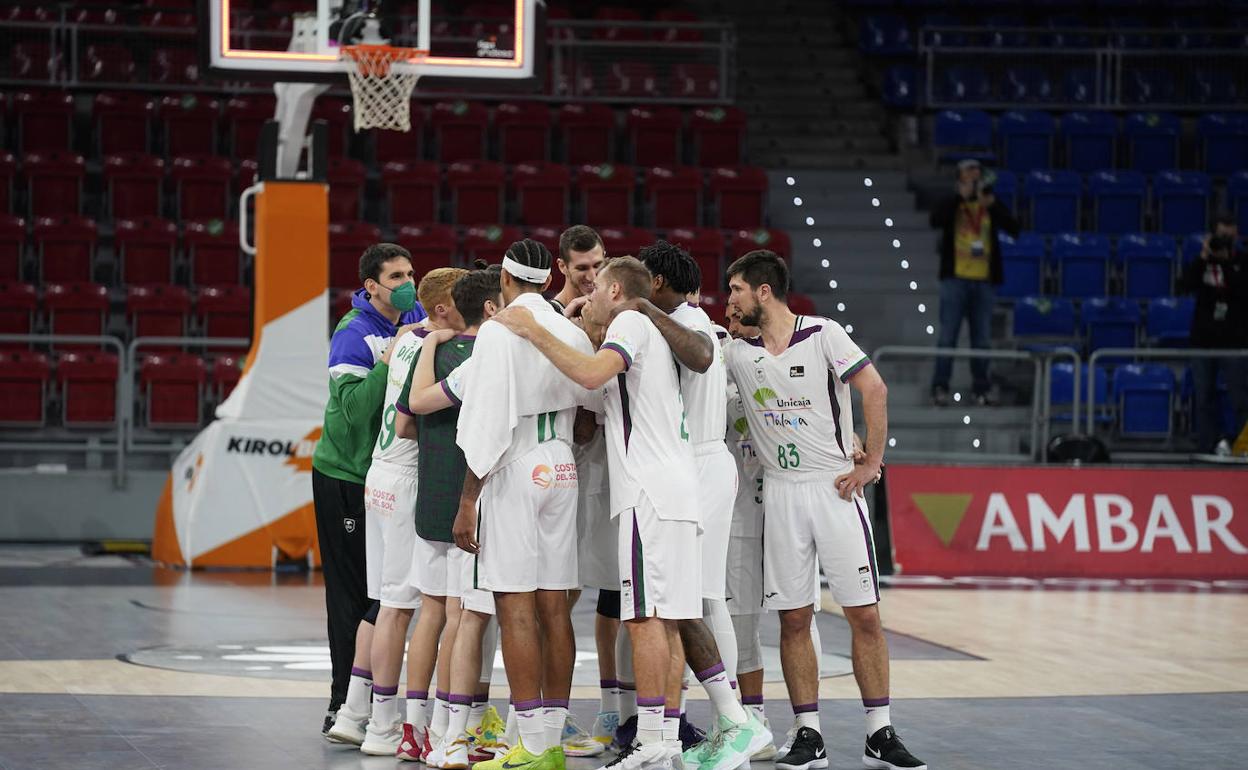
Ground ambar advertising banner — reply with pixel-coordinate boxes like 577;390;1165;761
887;465;1248;579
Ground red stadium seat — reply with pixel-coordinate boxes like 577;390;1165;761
645;166;702;229
577;164;635;227
628;107;683;167
211;354;244;403
382;161;440;225
666;227;726;293
24;152;86;217
94;92;155;155
496;102;552;164
463;225;523;264
311;98;352;157
513;161;570;226
127;284;191;344
327;157;366;222
395;224;458;274
44;282;110;347
731;228;792;259
80;44;136;83
0;281;37;349
373;103;424;163
115;217;178;285
58;351;119;427
331;288;354;322
0;350;50;426
432;100;489;163
655;9;704;42
9;43;64;83
593;6;647;41
198;285;252;349
159;95;220;157
599;226;657;260
788;292;818;317
691;107;747;167
674;63;721;100
34;216;97;283
0;215;24;280
225;95;276;162
526;226;561;256
104;153;164;219
150;47;200;85
0;153;14;214
234;159;258;198
558;104;615;165
329;222;383;289
185;220;242;287
447;161;505;226
709;166;768;229
139;353;206;429
606;63;659;98
13;91;73;153
171;155;232;221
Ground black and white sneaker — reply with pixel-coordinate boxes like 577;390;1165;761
862;726;926;769
321;709;337;736
775;727;828;770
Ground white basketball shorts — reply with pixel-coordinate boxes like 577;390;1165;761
578;479;620;591
476;441;579;593
761;472;881;610
725;533;763;615
363;460;422;610
618;494;701;621
452;546;495;615
695;444;737;601
412;537;459;598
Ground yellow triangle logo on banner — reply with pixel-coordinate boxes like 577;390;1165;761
910;493;973;547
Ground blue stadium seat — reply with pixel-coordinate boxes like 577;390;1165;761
942;67;992;103
1198;113;1248;176
1118;233;1176;299
998;110;1055;172
1180;233;1206;266
1124;112;1179;173
933;109;995;164
1013;296;1076;338
883;66;917;108
922;14;968;48
1089;170;1146;234
1047;16;1094;48
1190;70;1240;106
998;231;1046;298
1000;69;1055;104
1114;364;1175;438
1062;112;1116;173
1063;70;1099;105
1111;18;1154;49
860;15;913;55
1154;171;1211;237
1123;69;1176;105
1053;232;1110;298
1082;297;1141;354
990;169;1018;210
1051;363;1114;425
1230;171;1248;234
1146;297;1193;346
1026;170;1081;234
986;14;1030;48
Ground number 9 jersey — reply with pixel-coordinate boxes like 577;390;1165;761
372;328;427;466
722;316;870;477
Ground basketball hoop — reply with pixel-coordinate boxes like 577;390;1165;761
341;44;425;132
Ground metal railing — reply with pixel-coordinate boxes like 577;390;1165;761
918;27;1248;110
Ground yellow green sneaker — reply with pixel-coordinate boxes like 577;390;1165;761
470;706;508;761
471;740;566;770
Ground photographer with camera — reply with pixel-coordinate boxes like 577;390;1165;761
1181;213;1248;456
929;159;1020;406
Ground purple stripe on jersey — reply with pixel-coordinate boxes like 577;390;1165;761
616;372;633;450
439;378;461;406
715;330;727;340
841;355;871;383
854;499;881;603
630;511;645;618
453;333;477;341
395;400;413;416
744;335;764;347
602;342;633;370
414;327;430;338
827;371;847;458
788;325;823;348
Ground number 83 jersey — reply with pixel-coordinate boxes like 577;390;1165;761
723;316;870;477
372;329;428;465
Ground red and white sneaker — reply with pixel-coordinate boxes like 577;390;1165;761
396;723;425;762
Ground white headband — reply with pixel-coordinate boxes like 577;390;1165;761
502;255;551;284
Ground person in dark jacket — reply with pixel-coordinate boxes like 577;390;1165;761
1180;213;1248;455
929;159;1021;406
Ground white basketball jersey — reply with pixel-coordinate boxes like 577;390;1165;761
726;382;764;538
372;328;427;465
600;310;699;523
669;303;727;446
723;315;869;477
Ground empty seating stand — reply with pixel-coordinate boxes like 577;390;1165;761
690;107;746;167
1061;111;1117;173
24;152;86;218
104;153;165;220
35;216;97;283
1026;170;1081;234
432;100;489;163
578;164;636;227
708;167;767;229
558;104;615;166
395;224;457;274
513;162;570;226
463;225;523;264
447;161;505;226
1089;170;1146;234
998;110;1055;173
1053;232;1110;298
159;95;220;157
13;91;74;153
115;217;178;285
1118;233;1175;299
44;282;109;347
57;350;119;427
0;281;37;347
998;232;1046;298
382;161;440;226
628;107;683;168
198;285;252;347
645;166;702;229
0;350;50;426
139;353;206;429
495;102;551;165
329;222;382;289
93;92;154;155
185;220;242;287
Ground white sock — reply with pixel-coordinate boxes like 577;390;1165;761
619;685;637;722
662;711;680;742
679;679;689;715
704;599;739;691
794;706;820;734
696;663;747;724
744;697;765;722
505;701;518;740
864;699;891;737
543;704;569;749
810;615;823;678
468;697;487;732
432;692;451;737
345;668;373;716
516;702;547;753
601;680;621;714
371;684;400;728
405;691;429;728
445;694;472;740
636;698;665;745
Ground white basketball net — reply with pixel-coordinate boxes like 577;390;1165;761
342;46;421;132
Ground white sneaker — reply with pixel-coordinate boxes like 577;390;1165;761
1216;439;1233;457
563;714;606;757
425;736;449;769
775;726;798;761
751;717;777;760
360;719;403;755
325;705;369;745
597;741;678;770
591;711;620;747
442;735;471;770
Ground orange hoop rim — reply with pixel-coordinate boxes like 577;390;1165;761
341;44;428;76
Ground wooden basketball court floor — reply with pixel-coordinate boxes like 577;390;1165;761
1;545;1245;769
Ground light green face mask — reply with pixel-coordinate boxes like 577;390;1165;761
385;281;417;312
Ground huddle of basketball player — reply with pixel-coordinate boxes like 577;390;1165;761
308;226;926;770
